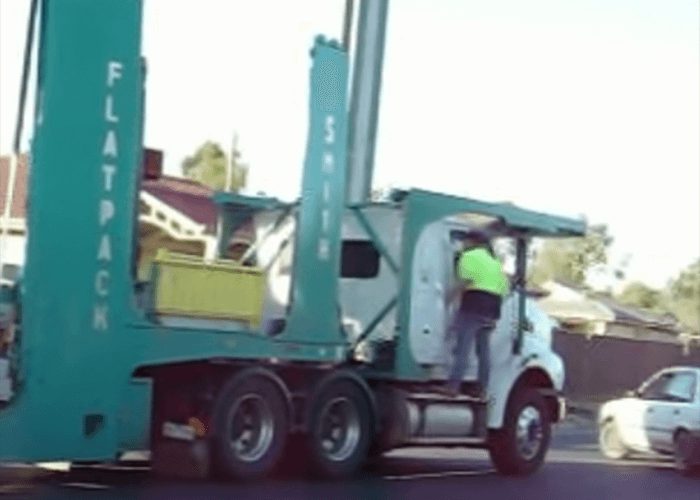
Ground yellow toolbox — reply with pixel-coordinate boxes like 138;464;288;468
151;249;265;327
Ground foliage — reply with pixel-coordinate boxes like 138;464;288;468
181;140;248;192
615;260;699;334
618;281;663;311
529;224;612;287
666;259;700;334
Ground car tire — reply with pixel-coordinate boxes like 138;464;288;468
488;388;551;476
599;420;629;460
673;430;700;476
210;374;289;480
307;379;373;479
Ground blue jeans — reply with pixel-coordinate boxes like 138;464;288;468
447;310;496;392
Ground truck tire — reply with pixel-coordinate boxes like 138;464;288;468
674;430;700;476
488;387;551;475
599;420;629;460
210;375;288;480
307;379;373;479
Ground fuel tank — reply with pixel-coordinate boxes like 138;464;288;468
376;387;486;450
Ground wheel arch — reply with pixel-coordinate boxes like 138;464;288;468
599;414;614;425
490;367;559;428
213;366;294;425
673;427;693;440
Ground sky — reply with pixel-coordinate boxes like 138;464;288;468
1;0;698;289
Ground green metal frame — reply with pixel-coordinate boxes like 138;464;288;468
0;1;351;462
213;193;289;257
0;0;585;463
350;206;399;274
392;189;585;380
344;205;399;348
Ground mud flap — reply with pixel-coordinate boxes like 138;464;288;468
151;439;210;480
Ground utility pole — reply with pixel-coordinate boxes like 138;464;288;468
226;132;239;193
346;0;389;205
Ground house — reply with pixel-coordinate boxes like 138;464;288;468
537;280;615;335
1;153;253;282
537;280;683;342
138;174;253;279
0;155;28;283
594;295;683;343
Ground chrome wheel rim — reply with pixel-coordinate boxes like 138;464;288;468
318;397;361;462
516;405;544;461
227;394;275;463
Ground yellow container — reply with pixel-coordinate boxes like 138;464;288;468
152;249;265;327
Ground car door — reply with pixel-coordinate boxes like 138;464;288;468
620;373;667;452
645;370;699;453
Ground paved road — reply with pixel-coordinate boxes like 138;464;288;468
1;418;697;499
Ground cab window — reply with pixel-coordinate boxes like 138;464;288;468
341;240;380;279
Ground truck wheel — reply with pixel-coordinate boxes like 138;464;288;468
674;430;699;476
308;379;373;479
488;388;551;475
210;375;288;480
599;420;628;460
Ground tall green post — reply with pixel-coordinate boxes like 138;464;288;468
0;0;144;461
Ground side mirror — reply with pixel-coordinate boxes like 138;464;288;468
625;389;638;398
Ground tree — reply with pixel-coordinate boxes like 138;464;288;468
529;224;612;287
181;139;248;192
666;259;700;334
618;281;663;311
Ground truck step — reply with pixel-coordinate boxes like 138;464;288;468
405;436;487;448
409;392;486;405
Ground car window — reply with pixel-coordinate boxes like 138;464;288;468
661;371;697;403
639;373;670;400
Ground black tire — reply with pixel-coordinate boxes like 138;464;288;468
599;420;629;460
488;388;551;476
210;375;288;480
674;430;700;476
307;379;373;479
367;439;387;460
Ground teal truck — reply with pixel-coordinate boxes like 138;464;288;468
0;0;585;479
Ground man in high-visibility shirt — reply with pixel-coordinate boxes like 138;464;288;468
439;230;509;399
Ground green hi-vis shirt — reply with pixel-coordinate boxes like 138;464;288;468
457;247;509;297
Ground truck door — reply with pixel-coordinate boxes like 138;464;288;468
408;221;453;366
